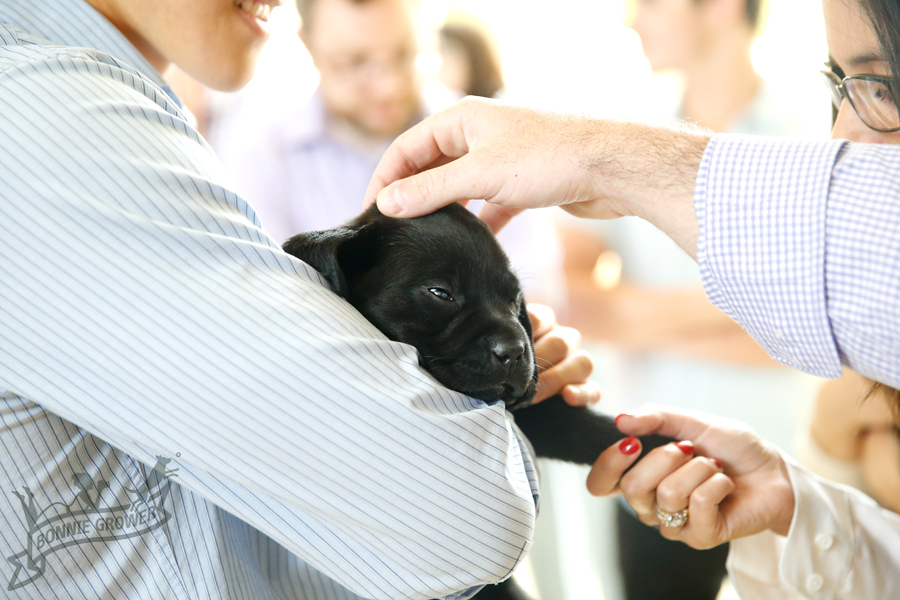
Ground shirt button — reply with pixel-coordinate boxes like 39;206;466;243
807;573;824;593
775;329;785;339
815;534;834;550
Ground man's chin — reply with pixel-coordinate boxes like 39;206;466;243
356;107;420;139
360;119;410;139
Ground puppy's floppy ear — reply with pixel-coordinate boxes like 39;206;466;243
283;225;376;298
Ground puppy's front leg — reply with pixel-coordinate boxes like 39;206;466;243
511;396;671;465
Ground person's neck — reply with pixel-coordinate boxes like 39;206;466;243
86;0;170;76
326;115;394;155
680;31;760;133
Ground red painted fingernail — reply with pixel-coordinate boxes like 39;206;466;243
675;441;694;456
619;436;640;455
712;458;723;469
615;413;631;426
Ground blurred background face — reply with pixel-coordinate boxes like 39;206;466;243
303;0;420;138
89;0;280;91
629;0;709;72
824;0;900;143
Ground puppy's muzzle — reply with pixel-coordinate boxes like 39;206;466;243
485;335;532;403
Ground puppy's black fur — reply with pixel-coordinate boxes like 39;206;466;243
283;204;670;599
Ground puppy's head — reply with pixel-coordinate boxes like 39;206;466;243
283;203;538;409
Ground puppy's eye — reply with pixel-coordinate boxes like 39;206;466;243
428;287;454;301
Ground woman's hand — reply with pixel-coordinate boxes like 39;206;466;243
527;303;600;406
586;407;795;549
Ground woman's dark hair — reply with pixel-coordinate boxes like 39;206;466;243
868;381;900;416
439;24;504;99
859;0;900;102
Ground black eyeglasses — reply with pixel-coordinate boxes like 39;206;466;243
821;68;900;133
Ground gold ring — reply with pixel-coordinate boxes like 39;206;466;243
655;505;689;527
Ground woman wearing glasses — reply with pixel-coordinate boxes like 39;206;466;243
366;0;900;596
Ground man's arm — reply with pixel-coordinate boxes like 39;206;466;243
364;97;708;255
366;99;900;388
0;58;537;600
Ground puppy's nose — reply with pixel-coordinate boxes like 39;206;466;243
491;340;525;366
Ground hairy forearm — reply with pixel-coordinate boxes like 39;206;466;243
371;101;711;260
569;121;711;258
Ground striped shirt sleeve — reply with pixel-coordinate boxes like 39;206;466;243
697;134;900;389
0;45;538;600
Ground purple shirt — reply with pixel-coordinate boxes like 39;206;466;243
698;134;900;388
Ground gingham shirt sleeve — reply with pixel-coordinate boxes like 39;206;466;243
696;134;900;388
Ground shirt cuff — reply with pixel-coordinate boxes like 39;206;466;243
778;456;857;597
727;529;800;600
695;134;846;378
726;454;855;600
729;450;900;599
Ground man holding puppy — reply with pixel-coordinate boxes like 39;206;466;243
0;1;595;599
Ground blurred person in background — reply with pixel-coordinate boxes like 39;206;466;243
796;371;900;515
210;0;565;308
555;0;828;598
438;19;504;99
631;0;813;135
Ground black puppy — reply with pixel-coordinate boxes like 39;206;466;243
283;203;670;600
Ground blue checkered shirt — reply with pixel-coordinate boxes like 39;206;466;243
697;135;900;389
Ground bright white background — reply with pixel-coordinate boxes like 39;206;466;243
443;0;830;121
217;0;832;132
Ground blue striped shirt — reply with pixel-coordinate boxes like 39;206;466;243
0;1;539;599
